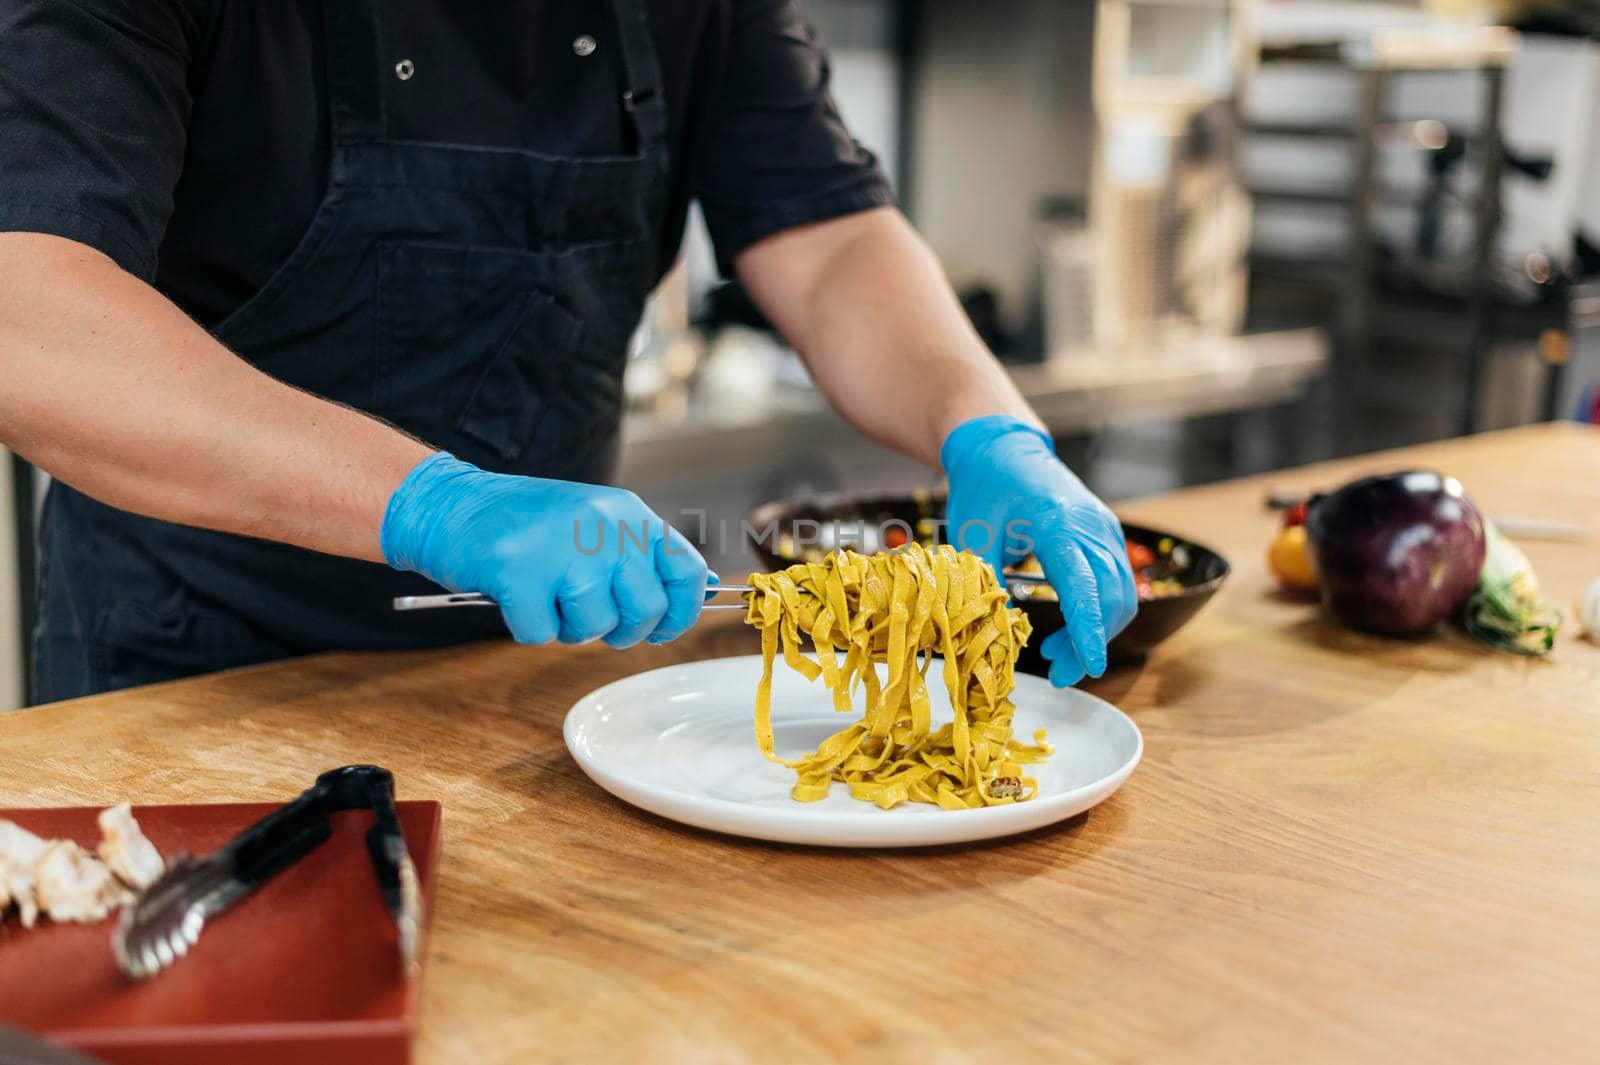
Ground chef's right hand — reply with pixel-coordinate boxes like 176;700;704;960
381;452;708;648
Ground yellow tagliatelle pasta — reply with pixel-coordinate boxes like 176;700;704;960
744;544;1051;810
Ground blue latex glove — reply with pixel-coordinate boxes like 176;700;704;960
942;415;1137;687
382;453;708;648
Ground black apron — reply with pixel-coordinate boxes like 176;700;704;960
34;0;670;702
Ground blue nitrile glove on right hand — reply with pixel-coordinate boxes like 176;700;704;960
382;453;708;648
942;415;1138;688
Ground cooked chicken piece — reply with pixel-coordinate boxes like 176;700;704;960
0;820;49;927
97;803;164;890
1;811;158;928
33;840;127;924
0;820;47;865
1;859;39;927
7;870;39;927
985;775;1024;800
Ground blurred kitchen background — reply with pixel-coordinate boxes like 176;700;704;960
5;0;1600;708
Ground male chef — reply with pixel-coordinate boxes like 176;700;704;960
0;0;1134;701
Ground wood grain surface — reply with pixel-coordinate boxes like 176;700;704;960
3;424;1597;1064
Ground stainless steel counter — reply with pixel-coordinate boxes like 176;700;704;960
618;327;1327;484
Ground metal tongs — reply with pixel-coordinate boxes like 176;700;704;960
394;575;755;612
113;765;420;981
393;569;1050;612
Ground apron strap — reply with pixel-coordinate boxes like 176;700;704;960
608;0;669;154
323;0;387;143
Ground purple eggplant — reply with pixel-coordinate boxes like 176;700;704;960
1305;471;1487;636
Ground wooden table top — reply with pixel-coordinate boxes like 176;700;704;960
4;423;1598;1064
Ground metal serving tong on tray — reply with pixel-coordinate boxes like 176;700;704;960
392;569;1051;613
113;765;420;981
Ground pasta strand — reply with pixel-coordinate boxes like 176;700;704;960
745;545;1051;809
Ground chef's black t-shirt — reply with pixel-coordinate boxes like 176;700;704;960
0;0;892;327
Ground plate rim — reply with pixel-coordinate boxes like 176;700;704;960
562;654;1143;846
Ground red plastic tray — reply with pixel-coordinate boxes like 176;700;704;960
0;801;441;1065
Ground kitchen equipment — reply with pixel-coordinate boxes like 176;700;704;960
746;492;1231;671
395;591;750;611
396;572;760;612
1038;198;1098;360
563;655;1142;848
0;800;440;1065
1015;523;1229;668
392;570;1051;613
114;766;419;982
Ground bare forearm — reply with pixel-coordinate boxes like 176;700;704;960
0;234;430;562
736;208;1040;468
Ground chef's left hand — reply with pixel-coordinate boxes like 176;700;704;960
942;414;1138;687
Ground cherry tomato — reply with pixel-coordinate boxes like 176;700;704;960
883;526;910;549
1125;540;1157;571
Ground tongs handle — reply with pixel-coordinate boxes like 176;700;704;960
230;816;333;892
360;769;410;924
393;569;1049;612
394;574;753;612
219;765;398;891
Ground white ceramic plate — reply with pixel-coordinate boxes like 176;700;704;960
563;654;1142;848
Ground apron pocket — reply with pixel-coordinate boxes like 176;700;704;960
455;289;583;460
377;242;584;463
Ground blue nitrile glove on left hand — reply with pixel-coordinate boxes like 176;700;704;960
382;453;708;648
942;415;1138;688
